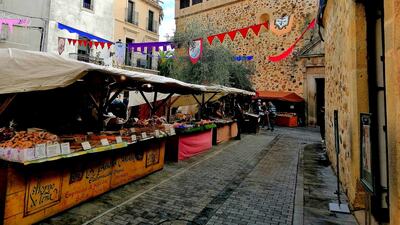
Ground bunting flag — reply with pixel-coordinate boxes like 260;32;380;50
227;31;237;41
207;35;215;45
238;27;250;38
128;42;174;53
188;38;203;64
216;33;226;43
268;18;316;62
250;24;262;36
63;38;114;49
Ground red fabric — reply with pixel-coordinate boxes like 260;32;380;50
78;40;83;46
83;40;88;47
107;43;112;49
72;39;77;45
250;24;262;36
94;42;99;49
67;39;72;45
89;41;93;48
255;91;304;102
207;35;215;45
276;116;298;127
238;27;249;38
268;18;316;62
178;130;213;160
227;31;237;41
263;21;269;29
99;42;105;49
217;33;226;43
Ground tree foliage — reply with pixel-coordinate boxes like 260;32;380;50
169;22;255;91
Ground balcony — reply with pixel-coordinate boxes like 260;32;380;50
146;19;159;34
125;9;139;26
69;53;104;65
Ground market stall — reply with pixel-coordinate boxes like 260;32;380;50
0;49;229;225
212;119;238;145
255;91;305;127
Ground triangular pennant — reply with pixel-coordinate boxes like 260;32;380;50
207;35;215;45
83;40;88;47
67;39;72;45
99;42;105;49
94;42;99;49
216;33;226;43
263;21;269;30
250;24;262;36
78;40;83;46
107;43;112;49
227;31;237;41
238;27;249;38
72;39;77;45
89;41;93;48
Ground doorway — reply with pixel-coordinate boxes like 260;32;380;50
315;78;325;126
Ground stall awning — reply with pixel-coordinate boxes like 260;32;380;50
0;48;255;96
57;23;113;43
256;91;304;102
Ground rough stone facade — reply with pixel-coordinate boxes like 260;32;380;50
384;0;400;224
175;0;319;97
323;0;369;211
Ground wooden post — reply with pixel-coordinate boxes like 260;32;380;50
152;91;158;116
0;160;8;225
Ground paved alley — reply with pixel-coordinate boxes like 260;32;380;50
38;128;357;225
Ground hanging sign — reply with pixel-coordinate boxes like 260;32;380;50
128;42;175;53
270;15;294;35
234;55;254;61
114;41;126;66
0;18;30;34
188;38;203;64
58;37;66;55
360;113;374;193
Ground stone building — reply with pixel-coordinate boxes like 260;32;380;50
175;0;325;125
114;0;162;71
322;0;400;224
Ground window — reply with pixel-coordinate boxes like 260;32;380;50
125;38;133;66
83;0;93;10
192;0;202;5
126;0;138;25
147;10;154;31
180;0;190;9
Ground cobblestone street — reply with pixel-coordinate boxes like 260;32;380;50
38;128;355;225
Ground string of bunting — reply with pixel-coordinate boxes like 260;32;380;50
127;42;175;53
268;18;316;62
65;38;113;49
207;22;268;45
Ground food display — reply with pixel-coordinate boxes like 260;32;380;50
173;119;216;134
0;116;176;163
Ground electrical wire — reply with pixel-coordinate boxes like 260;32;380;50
0;9;48;21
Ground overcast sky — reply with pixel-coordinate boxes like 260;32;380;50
159;0;175;41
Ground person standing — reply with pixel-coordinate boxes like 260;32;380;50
233;101;243;140
267;101;277;131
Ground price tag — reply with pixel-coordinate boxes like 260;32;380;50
155;130;160;138
130;128;136;133
141;132;147;139
46;143;61;157
87;132;94;135
115;136;123;143
170;127;176;135
100;138;110;146
81;141;91;150
24;148;36;161
61;142;71;155
131;135;137;142
35;143;47;159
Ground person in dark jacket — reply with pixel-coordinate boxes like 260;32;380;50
267;101;277;131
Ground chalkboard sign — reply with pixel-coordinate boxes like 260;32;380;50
360;113;374;193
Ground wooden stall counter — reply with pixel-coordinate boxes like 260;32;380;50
213;121;238;145
1;138;166;225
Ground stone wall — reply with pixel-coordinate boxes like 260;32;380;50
323;0;369;209
175;0;318;97
384;0;400;223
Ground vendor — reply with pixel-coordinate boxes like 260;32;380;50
109;94;128;119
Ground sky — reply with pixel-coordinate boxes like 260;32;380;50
159;0;176;41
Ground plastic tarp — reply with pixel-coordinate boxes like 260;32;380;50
255;91;304;103
178;130;213;160
0;48;256;96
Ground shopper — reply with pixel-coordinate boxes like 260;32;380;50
233;101;243;140
267;101;277;131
